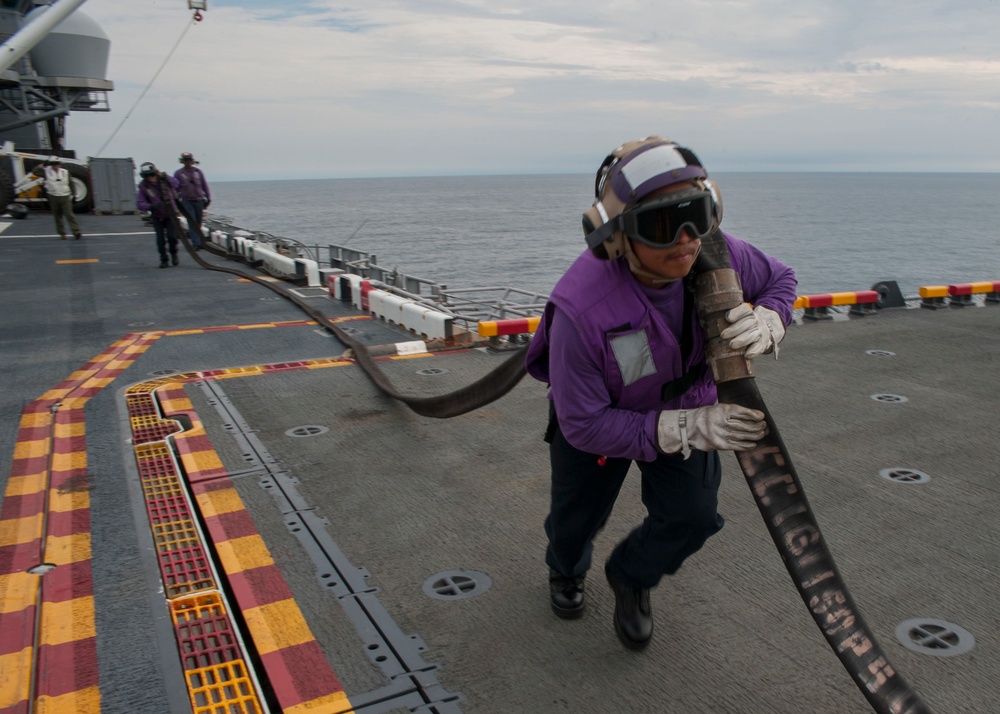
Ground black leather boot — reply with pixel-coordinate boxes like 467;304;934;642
605;561;652;649
549;569;585;619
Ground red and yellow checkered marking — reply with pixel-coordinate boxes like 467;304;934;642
3;320;361;714
149;382;350;712
0;332;159;713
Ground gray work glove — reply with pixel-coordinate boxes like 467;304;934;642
720;303;785;360
657;404;767;459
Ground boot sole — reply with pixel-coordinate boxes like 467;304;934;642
551;601;585;620
614;616;652;650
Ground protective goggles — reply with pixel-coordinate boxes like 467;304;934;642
620;189;714;248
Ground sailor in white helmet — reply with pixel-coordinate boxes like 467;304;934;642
525;137;797;650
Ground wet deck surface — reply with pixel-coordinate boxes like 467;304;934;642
1;213;997;713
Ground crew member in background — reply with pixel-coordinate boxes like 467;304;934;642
525;137;797;651
33;156;82;240
174;151;211;250
136;162;182;269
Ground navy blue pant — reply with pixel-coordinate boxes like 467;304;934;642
180;198;204;246
544;412;724;590
152;216;178;262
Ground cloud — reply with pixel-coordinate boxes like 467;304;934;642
58;0;1000;179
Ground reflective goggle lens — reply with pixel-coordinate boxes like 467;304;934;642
625;192;713;247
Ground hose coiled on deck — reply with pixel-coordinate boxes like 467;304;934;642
171;209;529;418
176;207;930;710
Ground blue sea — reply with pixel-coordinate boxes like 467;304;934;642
207;173;1000;298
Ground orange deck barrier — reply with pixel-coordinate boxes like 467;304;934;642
477;316;541;338
796;290;879;320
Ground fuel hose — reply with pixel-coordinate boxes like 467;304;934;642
175;207;931;710
170;208;530;418
694;229;931;714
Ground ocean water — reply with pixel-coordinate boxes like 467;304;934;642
207;173;1000;297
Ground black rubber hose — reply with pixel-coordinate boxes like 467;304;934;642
178;211;927;708
694;231;931;714
170;210;529;418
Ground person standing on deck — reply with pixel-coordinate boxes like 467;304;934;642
33;157;82;240
136;162;182;269
173;152;211;250
525;137;797;650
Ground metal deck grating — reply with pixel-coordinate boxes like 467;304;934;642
160;545;216;598
128;382;268;714
127;393;160;417
131;414;182;444
172;593;262;714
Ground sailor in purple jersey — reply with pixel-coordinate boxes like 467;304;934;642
174;151;211;249
136;162;182;268
525;137;797;650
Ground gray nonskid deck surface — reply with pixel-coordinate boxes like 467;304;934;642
2;212;997;713
188;306;1000;713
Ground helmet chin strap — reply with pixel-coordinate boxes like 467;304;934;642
623;238;702;287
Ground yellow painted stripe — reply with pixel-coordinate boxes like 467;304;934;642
35;685;101;714
19;412;52;429
55;259;99;264
0;572;39;615
38;596;96;646
13;438;49;460
0;647;33;709
53;421;86;438
80;377;116;390
919;285;949;298
180;449;225;474
50;451;87;473
389;353;435;361
195;487;247;518
48;487;90;513
215;535;275;574
0;513;43;547
242;599;314;655
44;533;92;565
4;472;47;497
970;281;997;293
829;292;859;306
284;691;354;714
159;396;193;412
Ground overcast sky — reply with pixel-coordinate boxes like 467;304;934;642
58;0;1000;181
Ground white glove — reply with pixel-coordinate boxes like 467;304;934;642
720;303;785;360
657;404;768;459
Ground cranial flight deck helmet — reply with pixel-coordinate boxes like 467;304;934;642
139;162;159;178
582;137;723;260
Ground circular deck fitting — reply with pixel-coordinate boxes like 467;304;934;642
422;570;492;601
895;618;975;657
870;393;908;404
880;467;931;484
866;349;896;357
285;425;329;438
148;369;178;376
417;367;449;376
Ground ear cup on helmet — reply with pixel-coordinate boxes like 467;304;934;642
583;136;722;260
